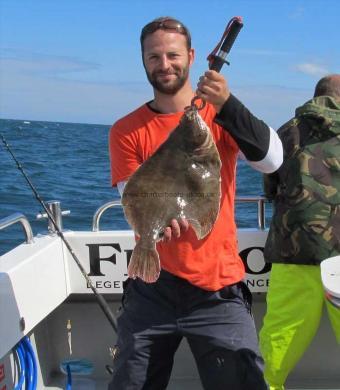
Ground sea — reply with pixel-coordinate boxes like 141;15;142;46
0;118;271;256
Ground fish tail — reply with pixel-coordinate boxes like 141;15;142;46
128;243;160;283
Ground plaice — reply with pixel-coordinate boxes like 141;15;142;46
122;106;221;283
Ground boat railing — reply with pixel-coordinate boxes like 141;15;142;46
92;200;122;232
92;196;268;232
236;196;267;230
0;212;34;244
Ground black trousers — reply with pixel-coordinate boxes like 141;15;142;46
108;270;267;390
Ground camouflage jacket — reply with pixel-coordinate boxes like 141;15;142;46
264;96;340;265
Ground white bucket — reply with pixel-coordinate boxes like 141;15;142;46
321;255;340;308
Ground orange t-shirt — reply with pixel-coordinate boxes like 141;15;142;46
109;102;245;291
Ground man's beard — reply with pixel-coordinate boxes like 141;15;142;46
145;65;189;95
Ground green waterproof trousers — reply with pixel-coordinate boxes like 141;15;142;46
259;263;340;390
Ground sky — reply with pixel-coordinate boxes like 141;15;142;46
0;0;339;128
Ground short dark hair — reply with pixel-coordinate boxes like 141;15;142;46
314;74;340;99
140;17;191;52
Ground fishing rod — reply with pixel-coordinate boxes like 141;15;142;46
1;133;118;333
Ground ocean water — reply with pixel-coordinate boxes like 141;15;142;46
0;118;270;255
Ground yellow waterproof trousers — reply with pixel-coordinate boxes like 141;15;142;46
259;263;340;390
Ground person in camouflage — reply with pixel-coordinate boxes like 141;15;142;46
259;74;340;390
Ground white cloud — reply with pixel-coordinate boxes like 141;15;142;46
295;63;329;76
0;48;151;124
289;6;305;19
0;48;100;75
0;60;150;124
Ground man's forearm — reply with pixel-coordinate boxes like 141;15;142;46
214;94;283;173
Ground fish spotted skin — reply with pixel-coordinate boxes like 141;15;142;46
122;106;221;283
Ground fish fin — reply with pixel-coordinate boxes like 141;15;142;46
128;242;160;283
188;219;203;239
188;209;218;240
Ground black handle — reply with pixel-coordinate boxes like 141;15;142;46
220;19;243;55
209;57;227;72
209;19;243;72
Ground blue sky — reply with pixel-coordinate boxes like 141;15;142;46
0;0;339;127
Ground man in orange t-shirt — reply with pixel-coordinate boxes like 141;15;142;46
108;16;282;390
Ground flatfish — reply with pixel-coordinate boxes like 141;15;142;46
122;105;221;283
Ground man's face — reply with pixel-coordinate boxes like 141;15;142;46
142;30;194;95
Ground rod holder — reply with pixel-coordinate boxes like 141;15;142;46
36;200;70;234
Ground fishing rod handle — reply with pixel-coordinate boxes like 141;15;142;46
220;19;243;56
209;19;243;72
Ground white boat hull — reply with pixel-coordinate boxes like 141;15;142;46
1;228;339;389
